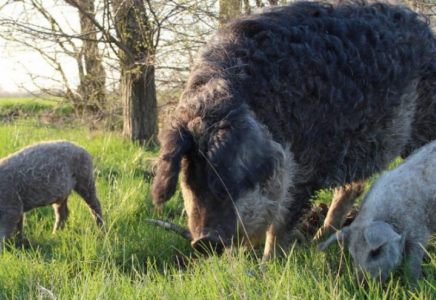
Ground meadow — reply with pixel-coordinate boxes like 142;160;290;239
0;99;435;299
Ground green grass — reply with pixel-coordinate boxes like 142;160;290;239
0;121;434;299
0;97;74;117
0;97;60;106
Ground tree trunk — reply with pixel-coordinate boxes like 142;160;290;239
113;0;157;145
121;64;157;145
75;0;106;114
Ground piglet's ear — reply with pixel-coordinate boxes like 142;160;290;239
364;221;401;250
318;227;349;251
151;128;192;204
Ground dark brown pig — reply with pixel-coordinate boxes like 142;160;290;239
152;1;436;258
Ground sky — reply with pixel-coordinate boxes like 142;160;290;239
0;43;57;92
0;41;31;92
0;1;80;93
0;52;21;92
0;40;79;93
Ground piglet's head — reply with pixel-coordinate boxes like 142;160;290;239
319;221;403;283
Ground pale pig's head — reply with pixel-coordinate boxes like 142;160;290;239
319;221;403;283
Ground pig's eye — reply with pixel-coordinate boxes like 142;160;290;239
369;248;381;258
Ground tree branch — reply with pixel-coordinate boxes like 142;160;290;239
65;0;135;61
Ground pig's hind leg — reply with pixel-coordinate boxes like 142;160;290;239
52;197;70;233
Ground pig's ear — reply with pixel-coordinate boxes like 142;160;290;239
206;110;282;200
151;128;192;204
364;221;401;250
317;227;350;251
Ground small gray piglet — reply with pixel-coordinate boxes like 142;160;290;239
319;140;436;283
0;140;104;250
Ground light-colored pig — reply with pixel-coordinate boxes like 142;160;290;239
319;140;436;282
0;140;104;250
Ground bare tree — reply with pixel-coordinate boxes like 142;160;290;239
153;0;220;123
1;0;108;115
219;0;242;25
68;0;106;114
112;0;157;144
1;0;257;143
63;0;220;144
403;0;436;24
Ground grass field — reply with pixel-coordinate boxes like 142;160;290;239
0;97;73;116
0;103;435;298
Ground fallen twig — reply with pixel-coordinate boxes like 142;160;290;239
145;218;192;241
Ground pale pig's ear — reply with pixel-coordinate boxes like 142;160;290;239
364;221;401;250
318;227;350;251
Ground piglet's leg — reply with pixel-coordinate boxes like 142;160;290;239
405;239;428;283
52;198;69;233
0;207;22;251
74;177;104;228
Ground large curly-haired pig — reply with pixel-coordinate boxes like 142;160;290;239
151;1;436;258
319;140;436;283
0;140;104;249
